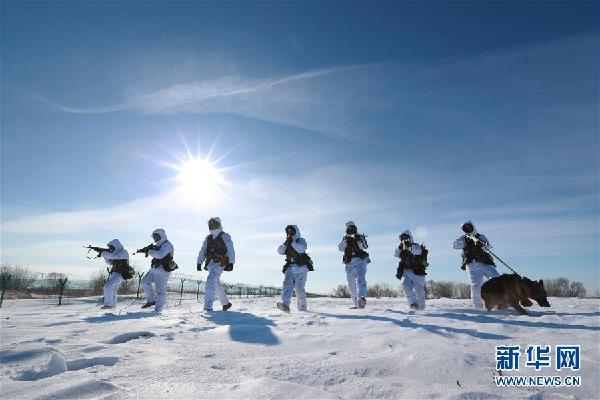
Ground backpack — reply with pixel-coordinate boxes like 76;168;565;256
112;260;136;280
414;245;429;271
120;265;136;280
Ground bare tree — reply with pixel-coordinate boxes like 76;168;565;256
331;285;351;298
0;264;36;291
426;281;455;299
455;283;471;299
544;278;587;297
89;269;109;295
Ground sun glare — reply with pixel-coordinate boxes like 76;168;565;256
175;157;225;199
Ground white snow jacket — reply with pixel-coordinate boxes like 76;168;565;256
101;239;129;263
148;228;174;259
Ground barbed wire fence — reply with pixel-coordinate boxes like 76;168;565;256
0;264;285;309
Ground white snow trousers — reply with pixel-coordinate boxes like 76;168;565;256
281;265;308;311
142;267;171;312
467;261;500;309
103;272;123;307
345;259;368;306
204;261;229;310
402;270;426;309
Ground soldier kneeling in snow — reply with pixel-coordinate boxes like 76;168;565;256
395;230;428;310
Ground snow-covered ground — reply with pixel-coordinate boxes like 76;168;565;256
1;296;598;400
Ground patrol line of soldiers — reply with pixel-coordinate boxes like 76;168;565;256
93;218;500;313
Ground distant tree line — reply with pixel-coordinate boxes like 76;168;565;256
330;278;590;299
543;277;587;298
0;265;591;301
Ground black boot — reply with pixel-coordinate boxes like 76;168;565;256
222;303;232;311
277;302;290;313
141;301;156;309
358;297;367;309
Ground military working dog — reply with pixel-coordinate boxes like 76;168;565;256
481;273;551;315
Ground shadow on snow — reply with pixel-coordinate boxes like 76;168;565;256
203;311;280;346
316;312;511;340
83;312;158;324
426;311;600;331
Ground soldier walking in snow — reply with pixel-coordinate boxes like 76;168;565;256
395;230;428;310
453;220;499;309
338;221;370;309
197;217;234;312
139;228;177;312
277;225;313;313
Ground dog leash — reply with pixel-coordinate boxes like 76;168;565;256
467;234;521;276
486;248;520;276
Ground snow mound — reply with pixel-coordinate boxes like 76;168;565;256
13;352;119;381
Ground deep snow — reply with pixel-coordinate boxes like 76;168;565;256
1;296;598;399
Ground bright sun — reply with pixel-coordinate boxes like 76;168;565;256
174;157;225;199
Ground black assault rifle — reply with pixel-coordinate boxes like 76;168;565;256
134;244;157;257
84;245;109;259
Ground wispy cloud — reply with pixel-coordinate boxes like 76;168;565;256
35;64;370;139
35;33;597;145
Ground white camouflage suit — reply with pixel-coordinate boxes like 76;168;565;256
142;228;174;312
453;221;499;309
278;225;309;311
101;239;129;308
196;218;235;311
394;230;426;310
338;221;369;307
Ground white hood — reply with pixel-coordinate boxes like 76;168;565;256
400;229;413;242
107;239;124;251
463;220;478;236
209;217;223;238
152;228;168;246
288;225;301;240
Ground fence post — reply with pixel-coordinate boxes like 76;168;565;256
136;272;145;298
58;278;68;305
196;280;203;302
179;277;187;304
0;274;12;308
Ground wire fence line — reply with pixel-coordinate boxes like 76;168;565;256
0;264;297;308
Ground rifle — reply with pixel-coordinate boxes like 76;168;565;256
84;245;110;259
134;244;156;257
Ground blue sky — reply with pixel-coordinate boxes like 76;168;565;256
1;1;598;294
